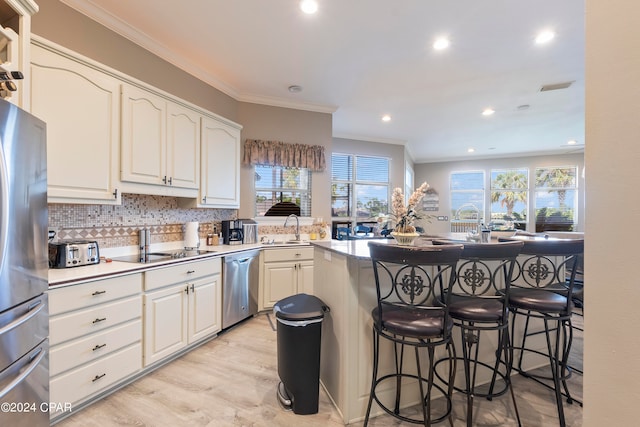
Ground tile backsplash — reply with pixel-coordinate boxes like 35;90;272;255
48;193;236;249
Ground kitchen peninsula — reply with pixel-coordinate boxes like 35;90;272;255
311;237;555;425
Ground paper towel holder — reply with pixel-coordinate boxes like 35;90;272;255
183;221;200;250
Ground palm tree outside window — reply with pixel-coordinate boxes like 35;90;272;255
490;169;528;231
535;166;578;232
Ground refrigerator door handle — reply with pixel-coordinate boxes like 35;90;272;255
0;299;45;336
0;346;46;399
0;141;8;273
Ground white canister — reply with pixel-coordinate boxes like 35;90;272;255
184;222;200;249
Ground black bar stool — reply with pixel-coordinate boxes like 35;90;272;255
364;241;463;427
500;236;584;427
433;239;524;426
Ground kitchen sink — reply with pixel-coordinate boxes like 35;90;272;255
111;249;217;264
261;240;309;246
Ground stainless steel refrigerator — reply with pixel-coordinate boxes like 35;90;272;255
0;98;49;426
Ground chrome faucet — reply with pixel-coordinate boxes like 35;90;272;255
284;214;300;241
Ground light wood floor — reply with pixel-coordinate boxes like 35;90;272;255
56;311;583;427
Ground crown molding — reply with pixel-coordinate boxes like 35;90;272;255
238;93;337;114
332;133;407;146
60;0;339;115
5;0;39;16
60;0;239;98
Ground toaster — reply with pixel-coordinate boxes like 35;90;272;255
49;240;100;268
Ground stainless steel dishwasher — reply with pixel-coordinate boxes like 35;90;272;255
222;250;260;329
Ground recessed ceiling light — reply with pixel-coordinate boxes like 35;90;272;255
288;85;303;93
467;148;475;153
535;30;555;44
482;108;495;116
300;0;318;14
567;139;578;145
433;37;450;51
381;114;392;122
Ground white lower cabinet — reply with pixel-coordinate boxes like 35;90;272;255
143;258;222;366
260;247;314;310
48;273;143;420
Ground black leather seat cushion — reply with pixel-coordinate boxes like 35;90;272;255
372;305;453;339
448;294;504;322
509;288;572;313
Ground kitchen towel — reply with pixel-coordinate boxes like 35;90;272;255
184;222;200;249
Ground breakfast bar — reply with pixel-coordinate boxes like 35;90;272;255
312;237;560;424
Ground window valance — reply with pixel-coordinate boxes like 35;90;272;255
242;139;326;172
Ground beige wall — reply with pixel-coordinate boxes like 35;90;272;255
584;1;640;425
31;0;237;120
237;102;333;220
415;153;585;235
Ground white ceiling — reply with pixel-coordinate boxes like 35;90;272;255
61;0;585;163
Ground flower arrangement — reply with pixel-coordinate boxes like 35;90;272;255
391;182;429;234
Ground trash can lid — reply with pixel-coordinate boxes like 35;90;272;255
273;293;329;321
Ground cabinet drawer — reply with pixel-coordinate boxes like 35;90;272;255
49;273;142;315
50;319;141;377
50;295;141;345
144;258;221;291
50;343;141;414
263;247;314;262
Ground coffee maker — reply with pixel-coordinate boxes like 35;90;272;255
221;219;244;245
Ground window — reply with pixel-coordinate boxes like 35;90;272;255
254;165;311;216
450;171;484;232
331;153;389;224
490;168;528;230
534;166;578;232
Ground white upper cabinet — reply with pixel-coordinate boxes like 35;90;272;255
30;36;242;203
167;102;200;189
121;85;167;186
31;42;121;204
121;84;200;196
199;117;241;208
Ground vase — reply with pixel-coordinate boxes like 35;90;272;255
391;231;420;246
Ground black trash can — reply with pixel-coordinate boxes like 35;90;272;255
274;293;329;415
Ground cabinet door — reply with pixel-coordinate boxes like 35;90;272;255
200;117;240;207
31;45;121;204
143;284;188;366
297;260;314;295
167;102;200;189
121;84;167;186
262;261;298;309
188;275;221;343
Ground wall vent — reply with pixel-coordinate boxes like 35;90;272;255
540;81;574;92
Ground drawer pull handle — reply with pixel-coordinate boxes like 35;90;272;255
92;373;106;382
91;290;106;296
92;317;106;324
92;343;107;351
186;270;195;274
